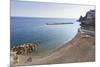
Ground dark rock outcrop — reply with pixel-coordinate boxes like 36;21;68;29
11;43;38;55
78;10;95;31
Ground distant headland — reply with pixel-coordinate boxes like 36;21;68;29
78;9;95;31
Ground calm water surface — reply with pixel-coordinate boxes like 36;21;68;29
11;17;80;52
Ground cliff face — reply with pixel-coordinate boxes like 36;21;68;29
78;10;95;31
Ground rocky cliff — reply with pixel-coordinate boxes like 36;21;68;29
78;10;95;31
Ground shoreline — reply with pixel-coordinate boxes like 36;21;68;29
10;31;95;66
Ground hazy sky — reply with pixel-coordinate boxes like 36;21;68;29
11;0;95;18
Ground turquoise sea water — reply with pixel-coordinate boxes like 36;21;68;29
11;17;80;52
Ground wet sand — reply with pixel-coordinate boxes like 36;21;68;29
10;32;95;66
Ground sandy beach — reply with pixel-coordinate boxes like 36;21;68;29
10;31;95;66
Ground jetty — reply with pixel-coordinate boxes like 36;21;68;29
46;22;73;25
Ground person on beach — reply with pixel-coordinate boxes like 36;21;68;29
32;43;38;52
